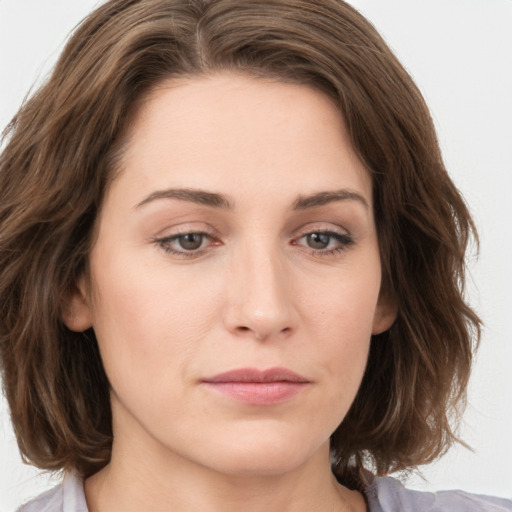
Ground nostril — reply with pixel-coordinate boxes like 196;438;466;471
234;325;293;339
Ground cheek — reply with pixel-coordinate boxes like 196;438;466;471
288;281;375;442
298;258;381;382
302;253;381;334
87;250;221;385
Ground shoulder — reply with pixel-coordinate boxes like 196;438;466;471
364;473;512;512
16;483;64;512
16;473;88;512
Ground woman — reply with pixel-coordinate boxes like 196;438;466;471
0;1;510;511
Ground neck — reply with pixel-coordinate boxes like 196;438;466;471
84;398;366;512
85;440;365;512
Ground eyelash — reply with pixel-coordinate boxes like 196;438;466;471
153;229;354;258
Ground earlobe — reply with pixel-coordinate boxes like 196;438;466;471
61;279;93;332
372;292;398;335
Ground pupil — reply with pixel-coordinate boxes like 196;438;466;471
307;233;330;249
179;234;203;250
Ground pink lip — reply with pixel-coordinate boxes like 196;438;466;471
201;367;310;405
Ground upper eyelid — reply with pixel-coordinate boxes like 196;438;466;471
160;229;213;239
293;224;351;239
154;224;351;241
153;223;219;239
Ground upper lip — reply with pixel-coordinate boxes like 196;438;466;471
202;367;310;383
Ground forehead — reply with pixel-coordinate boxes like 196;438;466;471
113;72;372;210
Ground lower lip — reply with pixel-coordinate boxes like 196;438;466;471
202;381;309;405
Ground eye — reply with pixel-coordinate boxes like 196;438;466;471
175;233;205;251
295;230;353;255
304;232;332;250
154;232;214;256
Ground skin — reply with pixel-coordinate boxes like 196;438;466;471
64;73;396;512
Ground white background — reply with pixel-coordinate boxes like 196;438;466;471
0;0;511;510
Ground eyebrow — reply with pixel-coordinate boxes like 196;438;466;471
292;189;369;210
135;188;232;209
135;187;369;211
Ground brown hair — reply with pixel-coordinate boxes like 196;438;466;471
0;0;479;484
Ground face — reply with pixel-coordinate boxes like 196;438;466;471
65;73;395;477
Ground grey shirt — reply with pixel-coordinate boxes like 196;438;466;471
17;472;512;512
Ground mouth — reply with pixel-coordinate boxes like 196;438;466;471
201;367;311;405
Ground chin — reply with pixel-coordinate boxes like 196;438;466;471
212;452;310;478
193;431;327;478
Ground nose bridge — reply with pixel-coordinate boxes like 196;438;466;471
224;236;296;340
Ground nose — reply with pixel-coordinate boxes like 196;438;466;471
222;243;298;342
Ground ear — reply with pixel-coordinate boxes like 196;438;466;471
372;290;397;335
61;278;93;332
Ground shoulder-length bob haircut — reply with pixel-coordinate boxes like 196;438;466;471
0;0;479;484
